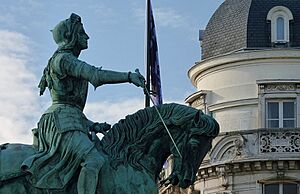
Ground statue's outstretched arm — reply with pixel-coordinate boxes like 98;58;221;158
56;54;145;88
90;69;145;88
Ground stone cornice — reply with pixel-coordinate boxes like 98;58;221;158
197;160;300;181
208;98;258;111
218;127;300;136
257;79;300;84
188;49;300;87
185;90;210;104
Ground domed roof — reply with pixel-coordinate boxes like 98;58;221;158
202;0;300;59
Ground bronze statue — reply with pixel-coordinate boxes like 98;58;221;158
0;13;220;194
22;13;145;194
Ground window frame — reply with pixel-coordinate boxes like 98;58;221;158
266;99;296;128
257;80;300;129
263;182;300;194
267;6;294;43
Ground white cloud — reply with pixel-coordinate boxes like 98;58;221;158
89;4;116;23
133;7;188;29
84;98;184;139
0;30;31;57
155;8;187;28
0;30;42;144
84;98;144;125
84;98;185;125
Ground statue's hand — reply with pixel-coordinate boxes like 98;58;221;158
90;122;111;135
129;71;145;88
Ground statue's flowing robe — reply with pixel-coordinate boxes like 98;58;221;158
21;51;100;189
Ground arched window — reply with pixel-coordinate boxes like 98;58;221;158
267;6;293;43
276;17;285;40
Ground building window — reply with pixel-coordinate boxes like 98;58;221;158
257;80;300;128
267;6;293;43
266;100;296;128
264;183;299;194
276;17;285;40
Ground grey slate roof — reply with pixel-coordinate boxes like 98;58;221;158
202;0;300;59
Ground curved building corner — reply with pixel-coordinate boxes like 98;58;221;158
160;0;300;194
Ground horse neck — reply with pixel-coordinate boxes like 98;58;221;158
139;135;171;179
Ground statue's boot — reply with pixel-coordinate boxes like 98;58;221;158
78;148;105;194
78;166;100;194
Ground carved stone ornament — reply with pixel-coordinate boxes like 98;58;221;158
210;135;248;163
191;99;202;108
260;131;300;153
265;84;296;92
234;136;245;156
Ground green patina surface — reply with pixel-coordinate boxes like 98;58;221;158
0;13;219;194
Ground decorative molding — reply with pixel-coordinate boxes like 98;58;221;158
266;84;295;91
260;131;300;153
257;79;300;84
267;6;294;21
191;98;203;108
258;81;299;95
197;160;300;180
210;135;247;163
208;98;258;112
185;90;210;111
188;49;300;87
209;128;300;164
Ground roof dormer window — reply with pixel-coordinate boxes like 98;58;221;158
267;6;293;44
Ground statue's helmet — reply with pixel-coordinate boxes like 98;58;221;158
51;13;82;50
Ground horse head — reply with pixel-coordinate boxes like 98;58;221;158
165;110;219;188
101;103;219;189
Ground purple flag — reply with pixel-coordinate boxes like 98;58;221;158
146;0;163;106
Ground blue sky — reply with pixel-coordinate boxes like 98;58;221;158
0;0;223;144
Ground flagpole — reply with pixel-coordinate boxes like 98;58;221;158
135;69;182;158
145;0;151;107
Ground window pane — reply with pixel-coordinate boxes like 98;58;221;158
265;184;279;194
283;102;295;118
268;102;279;119
283;120;295;128
268;120;279;128
283;183;297;194
277;17;284;40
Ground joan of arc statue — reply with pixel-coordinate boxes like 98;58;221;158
21;13;145;194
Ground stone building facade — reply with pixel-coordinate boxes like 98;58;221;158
160;0;300;194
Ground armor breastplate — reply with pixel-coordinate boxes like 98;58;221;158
49;53;89;110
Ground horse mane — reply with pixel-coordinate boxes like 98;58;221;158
101;103;219;170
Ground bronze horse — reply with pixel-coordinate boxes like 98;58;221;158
0;103;219;193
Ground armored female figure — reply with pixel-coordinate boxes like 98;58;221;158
21;13;145;194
